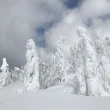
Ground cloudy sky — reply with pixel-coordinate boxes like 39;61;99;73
0;0;110;68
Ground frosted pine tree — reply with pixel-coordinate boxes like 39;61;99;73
10;67;19;82
19;66;25;82
69;44;83;74
70;44;86;95
0;58;10;87
10;67;24;82
50;36;69;86
69;46;77;74
75;27;100;96
24;39;39;92
95;37;110;95
39;58;50;89
72;67;86;95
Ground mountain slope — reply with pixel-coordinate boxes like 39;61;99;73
0;82;110;110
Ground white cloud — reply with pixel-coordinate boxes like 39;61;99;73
0;0;65;68
44;0;110;58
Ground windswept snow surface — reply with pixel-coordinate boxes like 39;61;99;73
0;82;110;110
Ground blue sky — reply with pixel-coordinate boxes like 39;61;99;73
64;0;80;8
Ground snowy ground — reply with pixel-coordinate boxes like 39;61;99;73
0;83;110;110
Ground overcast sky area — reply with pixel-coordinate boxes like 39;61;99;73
0;0;110;69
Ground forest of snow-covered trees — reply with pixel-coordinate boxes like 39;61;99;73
1;26;110;96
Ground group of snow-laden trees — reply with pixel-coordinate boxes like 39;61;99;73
71;27;110;96
23;36;70;92
0;58;24;88
1;26;110;96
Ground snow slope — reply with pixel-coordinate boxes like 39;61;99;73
0;83;110;110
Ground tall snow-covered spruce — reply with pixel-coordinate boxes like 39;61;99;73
72;27;101;96
24;39;39;92
50;36;70;86
95;37;110;95
0;58;10;87
70;45;86;95
39;58;50;89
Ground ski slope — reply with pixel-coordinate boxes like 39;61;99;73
0;83;110;110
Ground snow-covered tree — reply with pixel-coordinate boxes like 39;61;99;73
73;27;100;96
39;58;50;89
10;67;24;82
69;44;82;74
95;37;110;95
95;37;107;56
24;39;39;92
69;46;77;74
72;67;86;95
70;44;86;95
20;66;25;82
0;58;10;87
49;36;70;86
